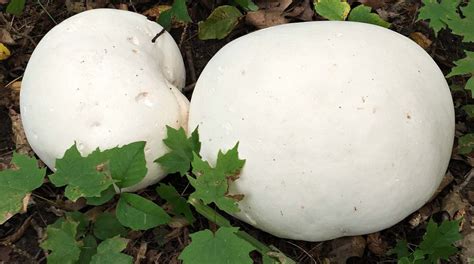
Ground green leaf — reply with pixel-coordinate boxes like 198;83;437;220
417;0;460;35
50;144;114;201
179;227;255;264
156;126;201;176
157;0;192;30
389;240;411;259
0;153;46;224
41;219;81;264
447;51;474;78
65;212;90;238
86;186;116;206
90;237;132;264
419;219;462;261
116;193;171;230
102;141;147;188
446;1;474;42
314;0;351;21
348;5;390;28
198;6;243;40
462;105;474;118
6;0;25;16
466;77;474;95
93;212;128;240
156;183;195;223
188;143;245;213
233;0;258;11
458;133;474;154
78;235;97;264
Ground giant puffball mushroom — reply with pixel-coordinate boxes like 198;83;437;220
188;22;455;241
20;9;188;191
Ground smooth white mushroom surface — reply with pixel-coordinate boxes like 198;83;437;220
188;22;455;241
21;9;188;191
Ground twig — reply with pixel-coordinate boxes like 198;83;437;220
151;28;166;43
185;46;197;83
37;0;57;24
285;241;317;264
455;169;474;191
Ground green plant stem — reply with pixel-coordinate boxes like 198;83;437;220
188;197;296;264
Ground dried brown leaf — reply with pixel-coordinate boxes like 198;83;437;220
410;32;432;50
366;232;388;256
442;192;469;218
9;108;32;155
246;10;289;29
0;215;33;244
0;29;15;46
409;202;439;228
329;236;366;264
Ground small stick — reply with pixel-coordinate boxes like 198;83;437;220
185;46;197;84
152;28;166;43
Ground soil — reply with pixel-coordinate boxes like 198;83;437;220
0;0;473;263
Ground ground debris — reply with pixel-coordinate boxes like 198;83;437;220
328;236;366;264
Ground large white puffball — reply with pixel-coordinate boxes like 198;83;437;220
188;22;455;241
21;9;188;191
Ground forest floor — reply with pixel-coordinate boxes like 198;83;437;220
0;0;473;263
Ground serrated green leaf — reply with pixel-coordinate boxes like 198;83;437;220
0;153;46;224
348;5;390;28
198;5;243;40
156;126;201;176
157;0;192;30
50;144;113;201
93;212;128;240
41;220;81;264
446;1;474;42
314;0;350;21
466;76;474;95
417;0;460;35
156;183;195;223
233;0;258;11
116;193;171;230
389;240;411;259
188;143;245;213
462;105;474;118
78;235;97;264
86;186;116;206
458;133;474;154
179;227;255;264
419;219;462;261
6;0;25;16
447;51;474;78
90;236;132;264
102;141;147;188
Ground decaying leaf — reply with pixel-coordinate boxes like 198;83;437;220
0;29;16;45
143;5;172;18
459;231;474;264
0;44;11;61
328;236;366;264
9;108;32;155
410;32;432;50
65;0;110;13
367;232;388;256
246;0;313;28
441;191;469;218
409;203;439;228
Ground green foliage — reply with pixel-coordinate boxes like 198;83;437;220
6;0;25;16
41;219;82;264
49;144;114;201
155;126;200;176
86;186;116;206
50;142;147;201
188;143;245;213
313;1;389;27
179;227;255;264
90;237;132;264
156;183;195;223
157;0;192;31
233;0;258;11
417;0;460;35
462;104;474;118
314;0;350;21
348;5;390;28
0;153;46;224
116;193;171;230
93;212;127;240
391;219;462;263
198;6;243;40
445;1;474;42
78;235;97;264
447;51;474;95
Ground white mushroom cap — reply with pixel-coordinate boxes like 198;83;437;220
20;9;188;191
188;22;455;241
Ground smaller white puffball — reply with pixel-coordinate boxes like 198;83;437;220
20;9;188;191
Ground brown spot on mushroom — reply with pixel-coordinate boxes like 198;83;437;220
135;92;149;102
406;113;411;119
354;206;357;211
